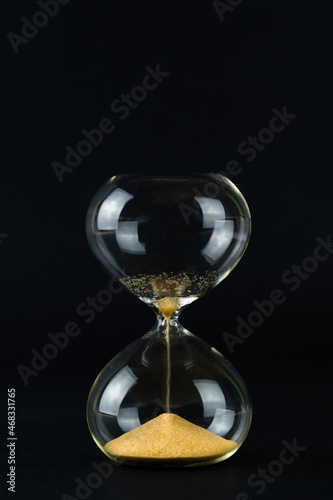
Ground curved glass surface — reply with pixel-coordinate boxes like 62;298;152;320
86;173;251;306
85;173;252;467
87;320;252;467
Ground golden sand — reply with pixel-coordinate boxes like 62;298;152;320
104;413;238;464
156;296;180;318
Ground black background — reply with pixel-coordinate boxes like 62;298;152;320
1;0;332;499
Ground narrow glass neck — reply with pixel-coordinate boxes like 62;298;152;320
151;313;183;342
142;296;197;319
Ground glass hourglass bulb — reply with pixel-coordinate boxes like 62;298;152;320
86;173;252;467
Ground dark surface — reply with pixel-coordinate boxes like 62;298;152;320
1;0;333;498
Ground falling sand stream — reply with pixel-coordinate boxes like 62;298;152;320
156;296;180;414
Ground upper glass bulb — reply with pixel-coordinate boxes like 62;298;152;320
86;173;251;310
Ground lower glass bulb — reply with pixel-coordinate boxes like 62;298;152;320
87;313;252;467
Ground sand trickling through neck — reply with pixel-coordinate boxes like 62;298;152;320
156;297;180;414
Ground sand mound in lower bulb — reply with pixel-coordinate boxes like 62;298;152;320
104;413;238;465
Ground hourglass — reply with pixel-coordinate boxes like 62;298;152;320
86;173;252;467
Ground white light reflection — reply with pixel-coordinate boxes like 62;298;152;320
117;407;141;432
196;197;225;229
116;221;146;254
97;188;146;255
97;188;133;231
193;379;235;436
99;366;141;432
195;197;234;265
